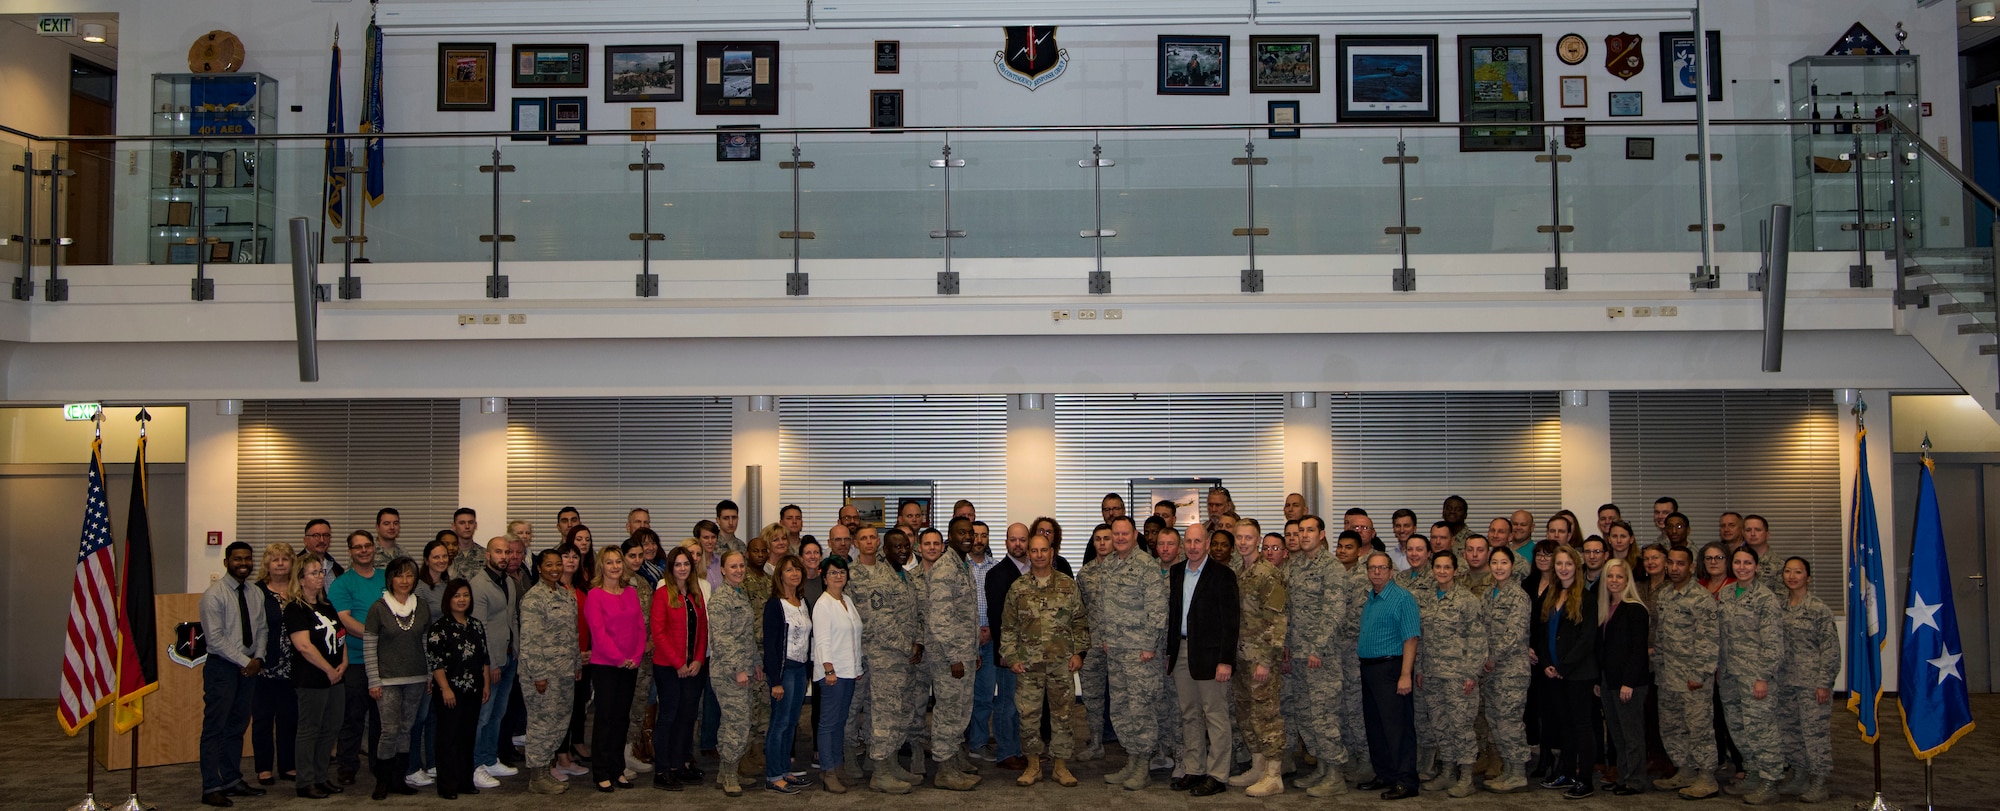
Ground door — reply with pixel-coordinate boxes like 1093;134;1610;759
65;58;115;266
1894;458;1991;692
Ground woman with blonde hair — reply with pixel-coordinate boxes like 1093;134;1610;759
252;542;299;786
584;546;645;791
1597;558;1652;796
1530;545;1598;799
285;553;346;799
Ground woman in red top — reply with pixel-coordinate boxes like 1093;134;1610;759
649;546;709;791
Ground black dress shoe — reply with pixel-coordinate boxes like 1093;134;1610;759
280;772;297;782
200;792;233;807
676;765;705;781
1540;775;1576;790
1357;779;1393;792
223;782;266;797
1563;784;1596;800
1612;785;1642;796
1190;776;1226;797
654;774;683;791
316;782;344;795
596;782;616;793
613;777;636;789
257;775;275;786
296;785;328;800
437;790;458;800
1170;774;1200;791
337;769;358;786
1381;785;1419;800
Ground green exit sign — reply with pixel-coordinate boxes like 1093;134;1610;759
63;402;102;421
37;16;75;36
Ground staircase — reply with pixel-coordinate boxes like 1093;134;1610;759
1903;247;2000;413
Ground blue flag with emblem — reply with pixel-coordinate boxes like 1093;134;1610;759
1846;422;1887;742
1898;458;1975;758
324;34;347;229
361;14;385;207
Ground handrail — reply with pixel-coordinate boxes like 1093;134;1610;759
0;118;1821;145
1885;114;2000;213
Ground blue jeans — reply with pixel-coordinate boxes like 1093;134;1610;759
408;692;435;772
475;658;517;768
968;640;1010;755
816;676;857;770
763;660;811;783
200;661;255;792
991;653;1023;759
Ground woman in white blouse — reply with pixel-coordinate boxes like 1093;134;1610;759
810;557;864;794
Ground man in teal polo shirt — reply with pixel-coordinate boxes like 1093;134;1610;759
330;530;387;785
1355;551;1420;801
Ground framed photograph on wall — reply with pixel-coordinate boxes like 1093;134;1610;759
1659;30;1722;102
1458;35;1544;152
604;45;682;103
1608;90;1643;117
696;41;780;115
716;124;761;161
511;98;546;141
1250;35;1320;93
437;42;497;112
1626;136;1655;159
1335;35;1438;122
548;96;587;145
1560;75;1588;108
1158;35;1229;95
513;44;589;88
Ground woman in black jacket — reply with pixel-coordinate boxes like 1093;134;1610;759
1598;558;1653;795
1531;544;1599;800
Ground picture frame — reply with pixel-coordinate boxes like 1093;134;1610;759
604;45;682;103
512;44;589;89
437;42;497;112
1626;136;1655;160
202;205;229;226
846;496;886;528
237;237;266;264
1334;35;1439;122
1267;100;1300;138
1158;35;1229;95
1250;35;1320;93
1659;30;1722;103
871;89;903;130
209;240;234;262
165;201;193;227
168;243;198;265
1560;75;1588;108
716;124;761;161
696;41;780;115
548;96;587;145
875;40;899;74
1608;90;1643;117
511;97;547;141
1458;35;1544;152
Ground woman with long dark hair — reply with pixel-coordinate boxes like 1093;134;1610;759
363;556;431;799
425;578;489;800
405;538;454;787
760;555;816;794
650;546;709;791
1480;546;1532;793
1531;545;1599;800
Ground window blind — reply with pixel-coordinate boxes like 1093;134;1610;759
1609;390;1842;608
778;395;1009;536
507;397;733;548
1328;391;1565;528
1053;393;1286;539
236;399;462;568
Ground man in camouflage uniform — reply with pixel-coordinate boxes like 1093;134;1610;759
1284;516;1349;796
1000;533;1089;787
1074;524;1114;761
707;551;763;796
1150;526;1184;774
914;528;983;790
1095;516;1167;791
847;527;927;794
1228;532;1287;797
1330;530;1372;782
1651;546;1722;799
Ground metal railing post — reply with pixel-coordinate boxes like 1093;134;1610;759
1385;139;1419;291
930;135;967;295
10;149;35;301
778;137;815;296
1536;138;1573;290
477;146;514;298
1079;134;1116;294
1233;137;1268;293
630;144;664;297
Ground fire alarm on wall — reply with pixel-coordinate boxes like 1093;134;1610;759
207;531;223;546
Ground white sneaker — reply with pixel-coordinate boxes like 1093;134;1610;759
405;770;435;787
484;761;519;777
472;768;501;789
626;745;653;773
1152;755;1175;770
424;767;437;779
511;735;526;746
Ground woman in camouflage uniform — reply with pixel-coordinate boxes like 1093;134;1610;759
1480;546;1532;793
1716;547;1785;805
1416;549;1485;797
518;549;580;795
1774;557;1838;804
708;551;764;796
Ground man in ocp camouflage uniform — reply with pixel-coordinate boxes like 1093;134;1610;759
1228;532;1287;797
1000;533;1089;788
1283;516;1349;797
1651;546;1722;799
1095;516;1167;792
847;527;927;794
913;528;982;791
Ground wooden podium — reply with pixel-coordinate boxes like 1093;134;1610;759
93;593;253;769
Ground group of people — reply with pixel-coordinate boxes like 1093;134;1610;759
193;489;1842;807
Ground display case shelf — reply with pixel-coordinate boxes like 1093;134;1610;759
1789;55;1918;254
149;73;276;265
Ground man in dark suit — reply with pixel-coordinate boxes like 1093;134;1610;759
1165;526;1239;797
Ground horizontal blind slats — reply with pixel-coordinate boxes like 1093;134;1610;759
507;397;733;546
779;395;1009;536
1054;393;1287;539
1329;392;1565;525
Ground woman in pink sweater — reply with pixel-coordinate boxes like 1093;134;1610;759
583;547;645;792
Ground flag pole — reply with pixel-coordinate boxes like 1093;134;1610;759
68;416;106;811
114;407;153;811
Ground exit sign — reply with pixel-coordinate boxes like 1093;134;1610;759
63;402;102;421
37;16;75;36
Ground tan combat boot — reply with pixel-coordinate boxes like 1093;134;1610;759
1306;762;1349;798
869;758;911;795
1245;759;1285;797
1053;759;1079;787
1016;754;1041;787
1799;774;1828;804
1448;762;1477;798
1228;754;1267;787
1680;770;1721;800
1423;762;1454;792
933;760;980;791
720;761;743;797
1654;767;1692;790
1486;761;1529;793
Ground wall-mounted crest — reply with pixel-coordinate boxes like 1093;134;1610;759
996;26;1068;91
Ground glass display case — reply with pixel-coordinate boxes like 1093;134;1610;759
150;73;276;264
1789;55;1919;253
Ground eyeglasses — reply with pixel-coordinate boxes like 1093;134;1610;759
1702;555;1725;561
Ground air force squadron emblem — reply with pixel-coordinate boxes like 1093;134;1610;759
996;26;1068;91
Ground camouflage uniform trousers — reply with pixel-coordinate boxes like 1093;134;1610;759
1230;664;1284;759
1339;655;1366;761
1280;665;1306;757
523;676;576;767
867;656;919;758
1292;662;1346;765
1077;647;1109;750
1718;675;1784;782
925;654;975;762
907;659;933;757
1154;665;1181;763
1015;665;1079;759
1776;684;1833;778
1420;673;1479;764
629;656;654;751
1104;650;1161;756
845;672;871;761
1479;663;1531;767
717;674;765;762
1655;676;1717;774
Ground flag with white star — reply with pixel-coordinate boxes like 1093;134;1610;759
1898;459;1974;758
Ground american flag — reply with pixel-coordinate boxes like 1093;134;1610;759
58;438;118;735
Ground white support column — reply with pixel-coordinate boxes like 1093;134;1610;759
735;397;781;532
1560;391;1612;520
184;400;237;592
1007;398;1056;525
1284;393;1333;518
459;398;509;543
